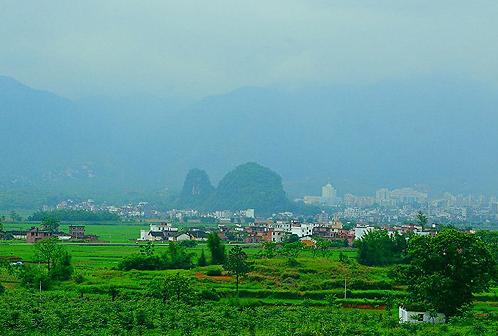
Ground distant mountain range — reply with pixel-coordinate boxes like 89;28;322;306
1;75;498;208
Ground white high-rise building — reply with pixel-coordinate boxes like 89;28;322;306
321;183;337;205
375;188;391;206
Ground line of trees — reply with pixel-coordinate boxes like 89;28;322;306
28;209;120;222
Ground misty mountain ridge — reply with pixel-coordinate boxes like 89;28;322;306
1;75;498;208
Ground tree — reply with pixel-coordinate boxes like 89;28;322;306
284;234;300;244
34;238;64;273
18;265;51;290
140;241;155;256
354;230;406;266
49;250;73;280
224;246;252;296
281;241;303;259
404;229;497;317
152;273;195;303
314;239;332;257
416;211;428;231
41;216;60;233
197;249;207;267
163;242;194;269
207;233;225;265
259;241;278;259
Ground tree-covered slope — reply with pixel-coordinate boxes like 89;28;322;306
177;168;214;209
208;162;290;214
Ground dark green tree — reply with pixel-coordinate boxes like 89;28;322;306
153;273;195;303
259;241;278;259
197;249;207;267
416;211;428;231
41;216;60;233
49;251;73;280
404;229;497;317
224;246;252;296
354;230;406;266
163;242;194;269
207;233;225;265
34;238;63;273
281;241;303;259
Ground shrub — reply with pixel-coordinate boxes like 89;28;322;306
118;254;162;271
18;265;51;290
286;258;300;267
73;273;85;284
198;289;220;301
206;269;222;276
179;240;198;248
0;283;5;294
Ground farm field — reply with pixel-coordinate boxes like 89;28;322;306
1;230;496;311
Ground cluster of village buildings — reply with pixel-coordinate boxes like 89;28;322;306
6;225;97;243
137;219;433;246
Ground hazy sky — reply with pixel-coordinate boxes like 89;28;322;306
1;1;497;98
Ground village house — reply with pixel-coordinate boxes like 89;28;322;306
399;305;445;324
139;222;179;241
26;227;53;243
69;225;85;239
9;230;28;240
244;225;268;243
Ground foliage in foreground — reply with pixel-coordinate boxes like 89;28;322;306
0;290;496;336
118;242;194;271
402;228;497;317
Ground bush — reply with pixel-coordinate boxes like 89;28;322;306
206;269;222;276
286;258;300;267
118;254;162;271
73;273;85;284
119;243;194;271
179;240;198;248
198;289;220;301
18;265;51;290
0;283;5;294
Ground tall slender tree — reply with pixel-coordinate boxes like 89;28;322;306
207;233;225;264
224;245;252;296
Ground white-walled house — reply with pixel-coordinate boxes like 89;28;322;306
175;233;192;241
354;225;375;240
270;229;287;243
139;223;179;241
399;305;445;324
291;223;318;237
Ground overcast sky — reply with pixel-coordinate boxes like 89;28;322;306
1;1;497;98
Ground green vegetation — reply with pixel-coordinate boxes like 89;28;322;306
29;209;120;222
208;162;290;214
118;242;194;271
176;168;214;209
402;229;497;317
207;232;226;265
224;245;252;296
0;226;497;335
354;229;407;266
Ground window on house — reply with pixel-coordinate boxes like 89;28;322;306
417;314;424;321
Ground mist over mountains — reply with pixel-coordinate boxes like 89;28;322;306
1;75;498;208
